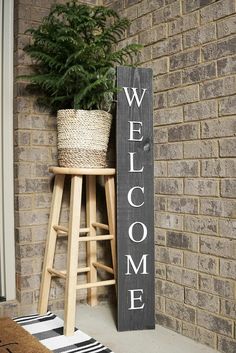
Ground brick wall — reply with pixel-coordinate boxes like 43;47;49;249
0;0;101;318
1;0;236;351
104;0;236;351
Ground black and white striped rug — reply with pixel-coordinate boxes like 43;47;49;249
14;312;114;353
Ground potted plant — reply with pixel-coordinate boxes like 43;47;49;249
20;0;142;168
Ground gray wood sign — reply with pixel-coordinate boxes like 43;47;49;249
116;66;155;331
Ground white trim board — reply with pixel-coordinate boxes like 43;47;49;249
0;0;15;300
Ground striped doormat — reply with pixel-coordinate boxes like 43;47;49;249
13;312;114;353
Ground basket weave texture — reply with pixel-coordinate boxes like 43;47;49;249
57;109;112;168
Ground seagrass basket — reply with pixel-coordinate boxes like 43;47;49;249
57;109;113;168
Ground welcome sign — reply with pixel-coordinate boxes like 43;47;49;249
116;66;155;331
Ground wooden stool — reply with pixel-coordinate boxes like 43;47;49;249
38;167;116;336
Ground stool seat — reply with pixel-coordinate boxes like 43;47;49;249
38;167;116;336
49;166;116;175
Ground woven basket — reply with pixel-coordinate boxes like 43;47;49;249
57;109;113;168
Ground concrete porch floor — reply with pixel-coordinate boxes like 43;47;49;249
74;304;219;353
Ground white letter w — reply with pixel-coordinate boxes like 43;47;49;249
123;87;147;107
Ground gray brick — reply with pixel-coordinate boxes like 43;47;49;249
166;299;196;323
218;336;236;353
34;193;52;208
221;179;236;198
220;299;236;319
217;55;236;76
15;131;31;146
156;212;183;230
200;76;236;100
154;161;167;177
15;227;32;244
154;72;181;92
34;163;51;177
155;179;183;195
201;159;236;178
168;160;199;177
167;266;198;288
166;230;198;251
170;49;200;70
184;252;219;274
155;295;165;312
200;236;236;259
168;85;199;106
199;274;235;299
32;225;48;242
182;0;216;13
15;210;49;227
197;310;233;337
156;313;182;332
220;259;236;279
156;279;184;301
155;228;166;246
200;0;236;24
184;100;218;121
168;123;199;142
185;179;218;196
155;246;183;265
220;138;236;157
32;131;56;146
153;1;181;24
154;127;168;143
128;13;152;36
184;252;199;270
217;15;236;39
168;197;199;214
219;95;236;116
168;12;199;36
152;36;182;58
185;288;219;313
155;262;166;279
199;254;219;275
139;24;167;45
196;326;216;349
155;196;167;211
15;178;50;193
15;195;32;210
185;215;218;235
15;147;49;162
184;141;218;159
16;242;45;258
154;93;168;109
152;57;168;76
219;219;236;239
202;37;236;61
200;199;236;218
183;23;216;49
202;117;236;139
137;45;152;64
137;0;164;16
154;107;183;126
183;62;216;84
155;143;183;160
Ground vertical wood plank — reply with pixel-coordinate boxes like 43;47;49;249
38;174;65;314
116;66;155;331
104;175;117;281
86;175;97;306
64;175;82;336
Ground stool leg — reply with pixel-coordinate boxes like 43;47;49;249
38;174;65;314
104;176;116;281
64;175;83;336
86;175;97;306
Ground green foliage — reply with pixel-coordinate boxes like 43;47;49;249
20;1;142;113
